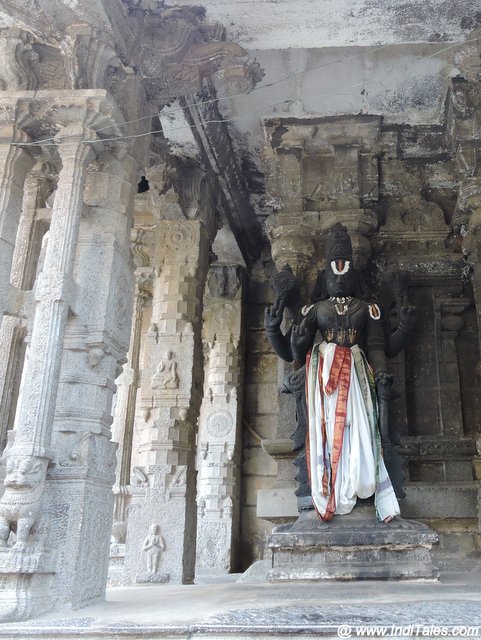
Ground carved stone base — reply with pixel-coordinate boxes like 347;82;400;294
108;543;126;587
267;506;439;581
136;571;170;584
0;543;55;621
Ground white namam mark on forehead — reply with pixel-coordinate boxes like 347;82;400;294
330;260;350;275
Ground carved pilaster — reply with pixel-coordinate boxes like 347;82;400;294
111;266;153;551
125;214;212;585
195;264;244;576
436;298;471;438
448;50;481;356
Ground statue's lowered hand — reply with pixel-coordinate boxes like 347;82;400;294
399;296;417;330
291;319;311;360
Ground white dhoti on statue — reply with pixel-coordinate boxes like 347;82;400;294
306;341;400;522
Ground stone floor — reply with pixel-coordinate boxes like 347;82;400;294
0;570;480;639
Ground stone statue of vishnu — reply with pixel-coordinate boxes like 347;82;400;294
265;224;414;523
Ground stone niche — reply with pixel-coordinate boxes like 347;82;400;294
244;109;481;569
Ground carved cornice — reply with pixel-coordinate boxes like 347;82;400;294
398;436;476;460
131;4;263;105
0;91;127;153
0;3;263;109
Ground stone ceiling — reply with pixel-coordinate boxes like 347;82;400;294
176;0;481;50
1;0;480;228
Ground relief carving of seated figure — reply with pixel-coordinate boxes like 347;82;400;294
150;351;179;390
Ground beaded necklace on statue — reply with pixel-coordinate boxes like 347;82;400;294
329;296;352;316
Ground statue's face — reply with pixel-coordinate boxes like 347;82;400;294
326;259;356;297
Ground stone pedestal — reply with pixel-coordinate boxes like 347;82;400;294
0;543;56;622
267;506;439;581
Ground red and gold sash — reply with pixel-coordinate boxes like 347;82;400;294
306;345;352;521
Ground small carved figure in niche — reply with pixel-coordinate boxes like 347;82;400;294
142;523;165;574
87;346;105;368
150;351;179;389
0;455;48;548
265;224;416;523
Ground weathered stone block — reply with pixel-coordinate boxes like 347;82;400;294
257;486;297;520
247;329;271;354
243;446;278;477
245;353;278;383
400;483;478;519
244;383;279;414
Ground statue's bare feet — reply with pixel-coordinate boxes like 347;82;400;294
383;515;393;523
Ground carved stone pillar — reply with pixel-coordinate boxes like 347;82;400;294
0;118;96;621
0;92;136;620
0;161;54;452
0;117;33;321
195;264;244;577
124;217;212;584
42;140;137;611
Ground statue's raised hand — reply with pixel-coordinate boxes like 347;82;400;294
264;299;284;333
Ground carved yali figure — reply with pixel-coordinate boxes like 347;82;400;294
142;523;165;574
0;455;48;548
266;224;415;523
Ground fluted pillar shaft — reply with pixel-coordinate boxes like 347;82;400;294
12;125;95;456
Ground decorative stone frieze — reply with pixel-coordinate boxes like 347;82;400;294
376;196;454;278
196;264;244;576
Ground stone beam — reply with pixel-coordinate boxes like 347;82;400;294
183;88;263;267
